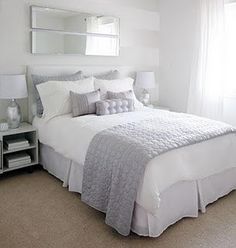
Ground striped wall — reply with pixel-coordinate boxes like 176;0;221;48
0;0;160;120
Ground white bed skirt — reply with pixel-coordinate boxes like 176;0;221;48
40;144;236;237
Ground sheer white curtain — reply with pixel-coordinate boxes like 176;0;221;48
187;0;226;120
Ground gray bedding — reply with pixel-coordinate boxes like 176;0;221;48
81;112;236;236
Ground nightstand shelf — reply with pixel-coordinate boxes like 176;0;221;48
3;161;38;172
0;123;38;174
3;145;36;154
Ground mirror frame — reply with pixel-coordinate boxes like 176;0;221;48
30;5;120;56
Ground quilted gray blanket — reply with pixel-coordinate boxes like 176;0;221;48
81;112;236;236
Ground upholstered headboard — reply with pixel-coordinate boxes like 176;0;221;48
27;65;139;123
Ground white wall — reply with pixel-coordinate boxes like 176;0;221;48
0;0;160;120
158;0;198;112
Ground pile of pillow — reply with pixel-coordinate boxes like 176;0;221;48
32;70;143;120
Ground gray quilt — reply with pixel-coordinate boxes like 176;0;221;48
81;112;236;236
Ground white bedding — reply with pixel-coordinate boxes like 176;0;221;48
33;108;236;215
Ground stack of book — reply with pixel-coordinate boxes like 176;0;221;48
5;152;31;168
4;138;30;151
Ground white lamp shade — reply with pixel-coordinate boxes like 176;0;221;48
135;71;156;89
0;74;28;99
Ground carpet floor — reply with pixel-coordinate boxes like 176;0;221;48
0;167;235;248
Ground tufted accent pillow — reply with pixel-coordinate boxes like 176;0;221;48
94;78;143;110
96;99;134;116
70;89;101;117
31;71;83;116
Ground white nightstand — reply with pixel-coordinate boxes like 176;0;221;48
0;122;38;174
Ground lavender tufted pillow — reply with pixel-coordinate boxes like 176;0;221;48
96;99;134;116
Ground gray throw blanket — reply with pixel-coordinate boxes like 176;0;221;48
81;112;236;236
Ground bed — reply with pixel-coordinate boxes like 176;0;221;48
28;66;236;237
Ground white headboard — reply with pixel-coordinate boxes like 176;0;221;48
27;65;140;122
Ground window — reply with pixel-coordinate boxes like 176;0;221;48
85;16;119;56
225;3;236;96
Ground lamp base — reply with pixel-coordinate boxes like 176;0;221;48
7;99;21;129
139;89;151;106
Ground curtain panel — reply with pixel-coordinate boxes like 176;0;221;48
187;0;226;121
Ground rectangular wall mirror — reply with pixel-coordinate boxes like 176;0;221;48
31;6;120;56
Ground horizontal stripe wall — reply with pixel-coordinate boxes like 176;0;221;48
0;0;160;120
158;0;198;113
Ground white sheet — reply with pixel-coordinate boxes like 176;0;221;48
33;108;236;215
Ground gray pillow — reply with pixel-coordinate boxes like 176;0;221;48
31;71;83;116
107;90;134;100
94;70;121;80
70;90;101;117
96;99;134;116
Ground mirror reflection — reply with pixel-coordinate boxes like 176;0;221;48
31;6;120;56
31;6;119;36
32;31;119;56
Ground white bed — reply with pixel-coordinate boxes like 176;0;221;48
28;66;236;237
33;111;236;237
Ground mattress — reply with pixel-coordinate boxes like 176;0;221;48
33;108;236;216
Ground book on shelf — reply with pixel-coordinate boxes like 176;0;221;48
7;159;32;168
4;138;30;150
5;152;32;168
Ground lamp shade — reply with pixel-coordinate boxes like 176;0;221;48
0;74;28;99
135;71;156;89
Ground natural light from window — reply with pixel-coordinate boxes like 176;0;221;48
225;2;236;96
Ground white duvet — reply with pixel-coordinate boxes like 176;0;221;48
33;108;236;215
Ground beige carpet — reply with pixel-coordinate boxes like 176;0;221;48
0;168;235;248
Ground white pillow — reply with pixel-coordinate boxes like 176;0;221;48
36;77;95;120
94;78;143;109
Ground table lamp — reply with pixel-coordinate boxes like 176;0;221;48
135;71;156;106
0;75;28;129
